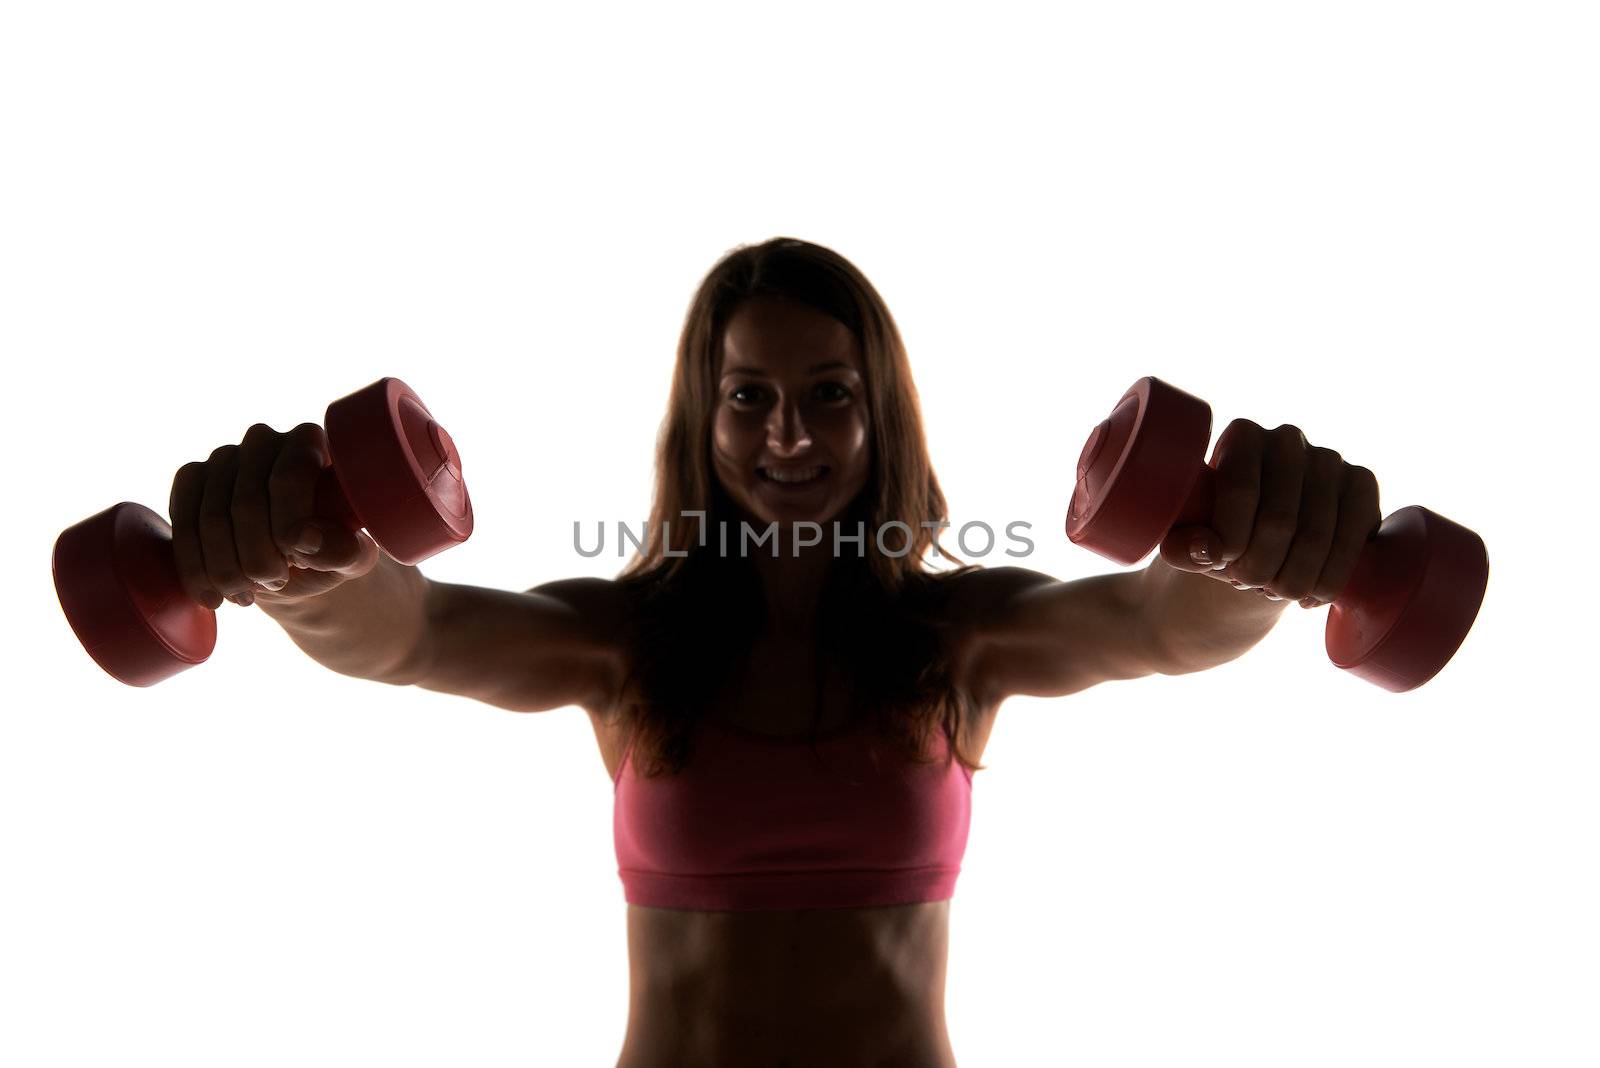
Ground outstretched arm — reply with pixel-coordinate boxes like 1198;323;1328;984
947;558;1284;713
955;416;1380;699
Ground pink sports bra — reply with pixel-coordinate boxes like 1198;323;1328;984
613;713;973;911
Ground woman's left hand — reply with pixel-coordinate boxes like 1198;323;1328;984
1158;418;1383;609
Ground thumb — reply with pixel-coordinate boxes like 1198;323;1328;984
1160;524;1224;573
288;522;376;575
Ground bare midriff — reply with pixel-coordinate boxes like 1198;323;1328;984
615;897;958;1067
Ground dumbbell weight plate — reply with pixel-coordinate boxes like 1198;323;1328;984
322;377;472;565
1326;504;1488;692
1066;377;1213;566
53;502;217;687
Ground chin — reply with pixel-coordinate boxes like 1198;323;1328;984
736;493;841;530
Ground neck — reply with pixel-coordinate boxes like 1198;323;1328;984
748;524;839;639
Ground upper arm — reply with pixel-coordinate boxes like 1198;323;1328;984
393;575;630;715
948;565;1179;707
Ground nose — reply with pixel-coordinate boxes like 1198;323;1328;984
765;399;813;457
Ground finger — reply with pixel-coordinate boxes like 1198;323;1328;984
170;461;223;610
269;422;331;565
1225;423;1305;590
233;423;289;591
197;444;253;604
1269;446;1342;601
1309;465;1382;605
1207;418;1265;568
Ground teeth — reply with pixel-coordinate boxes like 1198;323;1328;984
764;465;825;484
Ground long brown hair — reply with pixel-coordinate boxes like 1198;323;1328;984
613;237;985;779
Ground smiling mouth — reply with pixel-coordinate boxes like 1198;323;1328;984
758;465;829;486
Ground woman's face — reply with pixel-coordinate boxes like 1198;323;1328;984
712;295;871;532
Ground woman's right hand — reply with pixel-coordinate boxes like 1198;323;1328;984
169;422;381;610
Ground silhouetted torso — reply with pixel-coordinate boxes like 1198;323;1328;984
590;628;996;1067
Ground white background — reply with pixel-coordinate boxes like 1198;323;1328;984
3;2;1593;1065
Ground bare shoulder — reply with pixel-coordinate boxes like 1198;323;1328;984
928;566;1053;715
524;575;634;632
522;575;637;715
939;564;1058;622
937;565;1068;661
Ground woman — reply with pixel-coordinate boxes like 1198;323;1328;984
199;237;1371;1065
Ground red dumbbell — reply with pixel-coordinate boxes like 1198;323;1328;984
1066;377;1487;692
52;377;474;687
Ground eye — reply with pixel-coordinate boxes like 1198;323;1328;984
726;382;852;405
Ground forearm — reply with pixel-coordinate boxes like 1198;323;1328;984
1138;555;1289;673
257;554;432;683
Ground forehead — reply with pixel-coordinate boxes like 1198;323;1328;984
719;295;862;375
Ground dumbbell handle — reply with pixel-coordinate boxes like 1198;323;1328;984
310;465;361;536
